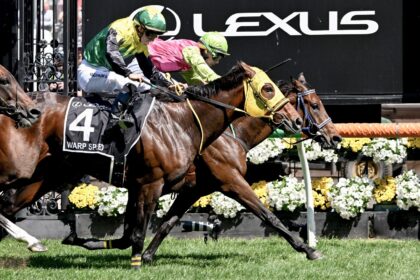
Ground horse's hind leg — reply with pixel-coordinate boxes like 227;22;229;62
142;187;210;264
220;179;322;260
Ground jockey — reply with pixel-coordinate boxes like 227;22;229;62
147;31;230;87
77;6;166;129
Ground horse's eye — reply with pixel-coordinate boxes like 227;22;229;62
262;84;273;93
311;103;319;110
261;84;275;100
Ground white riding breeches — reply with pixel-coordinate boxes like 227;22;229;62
77;59;150;96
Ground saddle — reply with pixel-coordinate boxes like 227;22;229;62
63;93;155;185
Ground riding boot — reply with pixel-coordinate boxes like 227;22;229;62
104;84;137;135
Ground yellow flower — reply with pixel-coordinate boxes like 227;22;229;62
341;138;371;152
373;176;396;203
69;183;99;209
251;181;270;208
311;177;333;210
192;195;212;208
281;138;297;149
407;138;420;149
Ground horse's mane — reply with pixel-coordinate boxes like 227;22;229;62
186;62;248;98
277;77;312;96
148;88;181;102
277;80;295;95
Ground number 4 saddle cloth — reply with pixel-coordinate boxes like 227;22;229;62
63;94;155;185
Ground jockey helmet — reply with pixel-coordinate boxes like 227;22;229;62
133;6;166;34
199;32;230;57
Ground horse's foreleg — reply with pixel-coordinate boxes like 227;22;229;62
0;213;47;252
142;187;210;263
221;179;322;260
0;181;49;252
130;180;163;269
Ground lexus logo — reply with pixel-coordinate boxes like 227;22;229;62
160;8;379;37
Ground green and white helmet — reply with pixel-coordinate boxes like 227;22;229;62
132;6;166;33
199;32;230;57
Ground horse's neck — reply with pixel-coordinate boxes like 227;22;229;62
36;92;69;140
231;117;273;149
189;86;246;149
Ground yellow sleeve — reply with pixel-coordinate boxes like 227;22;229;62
182;46;220;84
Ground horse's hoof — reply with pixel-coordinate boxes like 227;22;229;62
131;264;141;269
61;231;77;245
307;250;323;260
28;242;48;252
141;254;153;264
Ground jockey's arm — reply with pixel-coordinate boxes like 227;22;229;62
182;46;220;85
134;53;154;79
105;28;132;77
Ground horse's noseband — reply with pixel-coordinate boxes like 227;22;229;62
296;89;331;136
0;96;39;128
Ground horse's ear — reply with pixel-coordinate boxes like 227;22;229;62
297;72;307;84
238;61;255;77
238;61;250;70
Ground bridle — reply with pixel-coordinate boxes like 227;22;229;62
0;85;38;128
295;88;331;137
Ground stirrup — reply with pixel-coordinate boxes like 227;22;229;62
118;117;134;129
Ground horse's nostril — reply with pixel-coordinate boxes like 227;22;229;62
295;117;303;127
29;108;41;117
333;135;342;143
0;77;9;85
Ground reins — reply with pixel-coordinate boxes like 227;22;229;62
143;79;248;154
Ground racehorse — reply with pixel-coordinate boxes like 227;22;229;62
0;62;303;267
0;64;41;127
63;73;340;264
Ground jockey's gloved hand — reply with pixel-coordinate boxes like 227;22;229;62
123;83;139;97
150;67;172;88
128;73;143;82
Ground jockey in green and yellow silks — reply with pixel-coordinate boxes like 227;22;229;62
77;5;166;94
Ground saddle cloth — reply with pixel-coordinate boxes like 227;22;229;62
63;94;155;185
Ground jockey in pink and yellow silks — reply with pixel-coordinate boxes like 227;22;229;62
148;32;230;86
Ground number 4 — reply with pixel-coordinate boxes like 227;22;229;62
69;108;95;141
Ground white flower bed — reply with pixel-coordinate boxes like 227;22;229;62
210;192;245;218
266;176;306;212
247;138;285;164
361;138;407;165
395;170;420;211
96;186;128;217
328;177;374;219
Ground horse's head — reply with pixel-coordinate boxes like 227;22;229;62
239;62;302;134
0;65;41;127
278;73;342;148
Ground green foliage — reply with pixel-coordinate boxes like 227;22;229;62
0;238;419;279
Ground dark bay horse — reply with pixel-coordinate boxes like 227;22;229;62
61;74;340;264
0;65;41;127
0;62;302;266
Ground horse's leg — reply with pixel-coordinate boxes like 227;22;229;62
220;177;322;260
141;186;211;263
0;212;46;252
127;180;163;269
0;181;48;252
